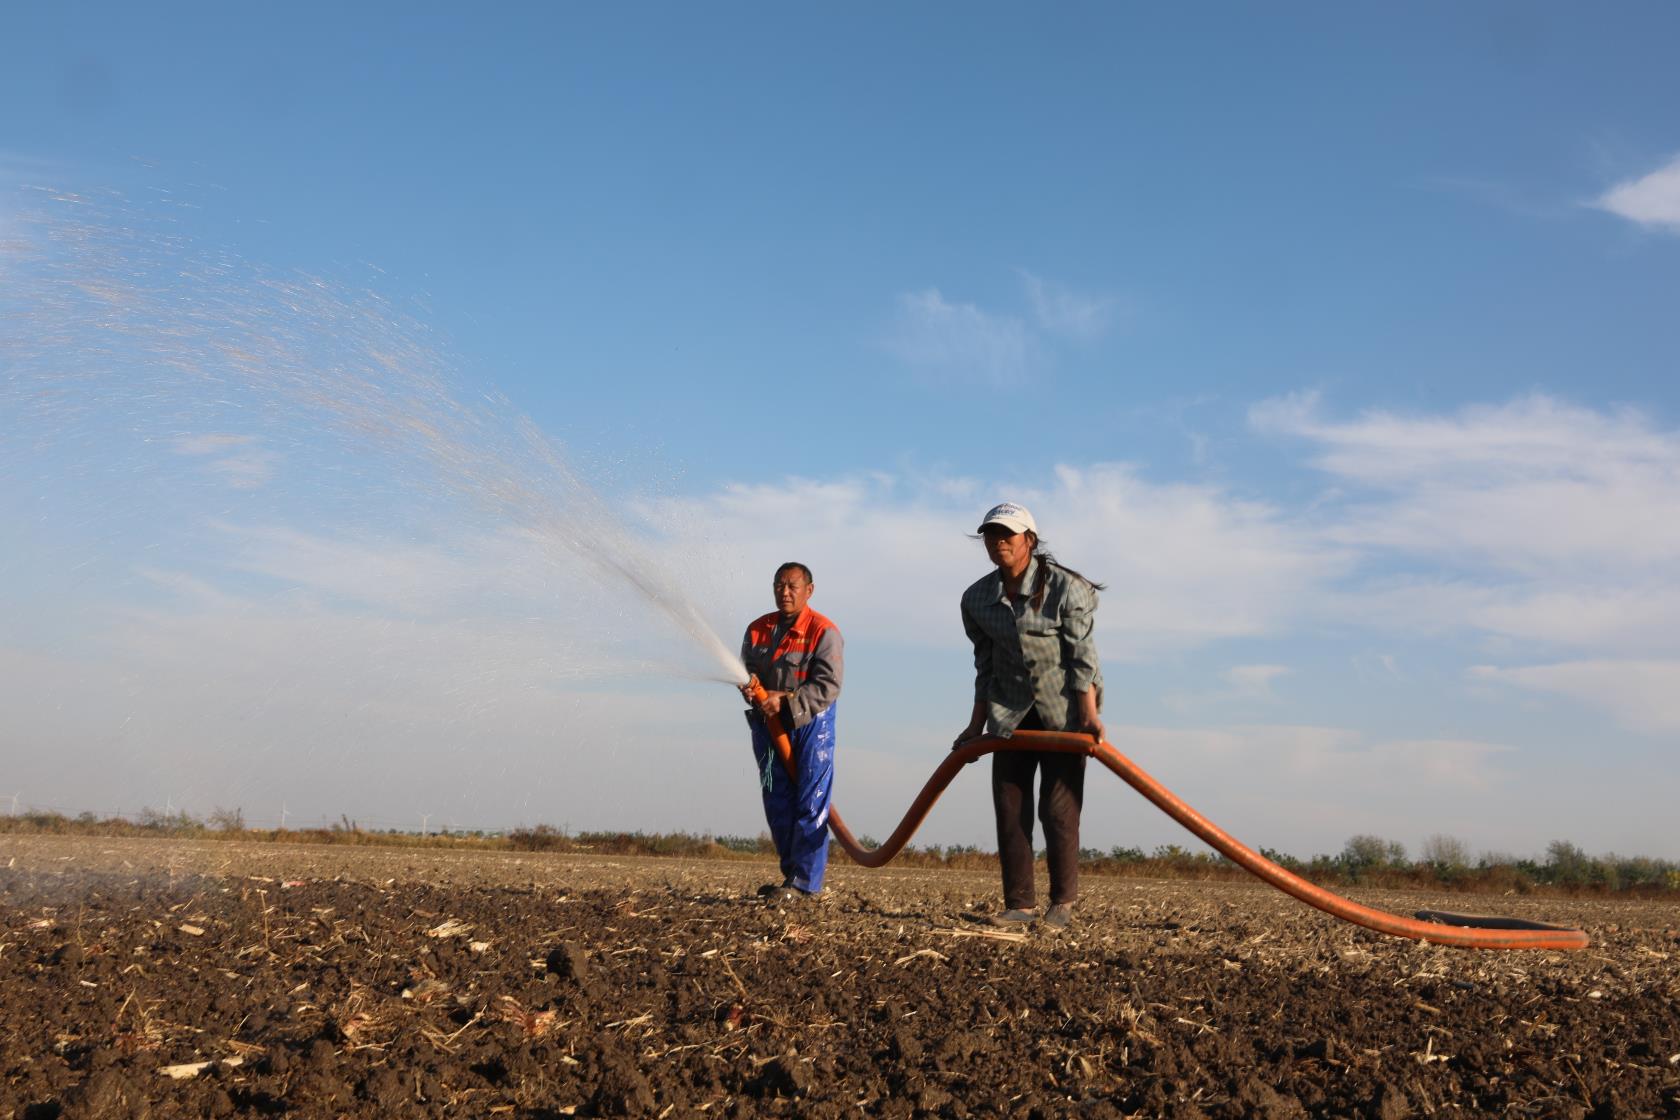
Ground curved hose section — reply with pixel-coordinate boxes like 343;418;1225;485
749;682;1587;950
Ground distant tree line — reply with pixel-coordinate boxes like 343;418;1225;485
4;809;1677;896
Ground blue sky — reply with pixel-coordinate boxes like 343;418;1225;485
5;3;1680;862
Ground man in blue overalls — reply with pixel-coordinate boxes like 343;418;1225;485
740;562;844;903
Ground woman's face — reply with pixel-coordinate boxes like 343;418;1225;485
983;526;1034;574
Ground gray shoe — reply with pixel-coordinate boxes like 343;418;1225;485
1042;903;1073;930
988;908;1036;927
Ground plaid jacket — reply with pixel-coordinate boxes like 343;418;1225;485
961;556;1102;736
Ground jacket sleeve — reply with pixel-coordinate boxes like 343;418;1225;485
787;626;843;728
1057;579;1101;692
963;601;993;704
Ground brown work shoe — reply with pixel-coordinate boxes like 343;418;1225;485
988;908;1036;928
1042;903;1074;931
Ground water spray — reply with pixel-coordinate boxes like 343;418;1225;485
5;188;749;707
745;678;1589;951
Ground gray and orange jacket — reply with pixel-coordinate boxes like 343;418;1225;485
741;607;844;729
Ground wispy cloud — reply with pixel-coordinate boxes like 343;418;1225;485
173;434;257;456
1255;392;1680;734
1252;392;1680;575
653;463;1346;660
172;433;278;489
1162;663;1291;713
883;288;1037;385
1225;664;1290;700
0;152;64;181
0;169;44;280
883;273;1122;384
1108;724;1523;857
0;159;73;261
1471;660;1680;735
13;393;1680;855
1019;270;1121;342
213;523;495;613
0;594;738;835
1592;153;1680;234
1252;391;1673;486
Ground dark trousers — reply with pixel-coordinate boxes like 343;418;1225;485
992;708;1087;909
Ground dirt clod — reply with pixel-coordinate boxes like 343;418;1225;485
544;941;595;990
1372;1081;1412;1120
1237;1073;1308;1119
591;1044;655;1114
759;1052;811;1097
62;1069;145;1119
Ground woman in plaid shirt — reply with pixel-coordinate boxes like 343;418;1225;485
955;503;1105;931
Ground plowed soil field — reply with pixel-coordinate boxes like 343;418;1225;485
2;835;1677;1118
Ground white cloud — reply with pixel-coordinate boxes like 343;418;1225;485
1253;393;1680;740
187;455;1314;703
651;463;1345;660
172;434;278;489
1312;579;1680;655
1226;664;1290;700
0;585;1537;856
883;288;1037;385
1255;392;1680;581
1593;153;1680;234
1046;465;1351;656
883;274;1125;383
173;434;256;456
0;612;753;836
1020;271;1120;342
206;453;277;489
1086;724;1526;859
0;182;31;282
171;517;746;688
15;389;1680;856
1470;660;1680;735
1471;587;1680;653
1252;392;1675;489
0;457;1350;833
9;438;1680;859
0;154;61;200
1162;663;1291;713
213;523;498;613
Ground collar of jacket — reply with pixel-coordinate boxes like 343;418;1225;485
992;555;1040;603
777;606;816;635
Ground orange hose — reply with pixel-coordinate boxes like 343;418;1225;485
746;679;1588;950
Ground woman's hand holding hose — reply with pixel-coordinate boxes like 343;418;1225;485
953;700;988;754
1076;689;1104;743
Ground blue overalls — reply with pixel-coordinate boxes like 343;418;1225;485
747;702;836;892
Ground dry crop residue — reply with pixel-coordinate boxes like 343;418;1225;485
1;836;1677;1118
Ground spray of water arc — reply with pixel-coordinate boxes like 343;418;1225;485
1;185;749;689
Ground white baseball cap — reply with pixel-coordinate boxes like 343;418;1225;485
977;502;1037;535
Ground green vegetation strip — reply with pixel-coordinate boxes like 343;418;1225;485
4;811;1677;897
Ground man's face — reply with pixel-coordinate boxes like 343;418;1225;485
773;570;813;619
